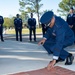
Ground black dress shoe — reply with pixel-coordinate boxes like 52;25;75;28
56;57;64;63
65;54;74;65
1;40;4;42
20;40;22;42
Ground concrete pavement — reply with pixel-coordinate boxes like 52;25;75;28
0;38;75;75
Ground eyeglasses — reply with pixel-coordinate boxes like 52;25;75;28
46;22;51;27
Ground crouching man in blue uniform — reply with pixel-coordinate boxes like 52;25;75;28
38;11;74;70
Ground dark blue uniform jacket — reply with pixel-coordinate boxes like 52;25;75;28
44;16;74;56
28;18;36;29
66;13;75;30
14;18;22;29
66;14;75;25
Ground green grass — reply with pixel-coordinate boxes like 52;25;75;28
6;28;42;34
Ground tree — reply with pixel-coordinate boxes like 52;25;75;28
4;18;11;28
58;0;75;17
19;0;43;27
10;17;15;28
4;17;14;28
20;11;29;27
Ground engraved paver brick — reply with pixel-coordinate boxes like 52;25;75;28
10;66;75;75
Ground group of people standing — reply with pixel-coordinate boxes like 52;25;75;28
0;13;37;42
14;13;37;42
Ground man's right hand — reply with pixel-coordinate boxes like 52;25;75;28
38;39;46;45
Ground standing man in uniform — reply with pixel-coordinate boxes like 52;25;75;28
38;11;74;70
66;7;75;43
0;15;4;42
28;13;36;42
14;14;23;42
41;23;48;37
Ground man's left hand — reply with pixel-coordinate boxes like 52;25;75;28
47;59;56;70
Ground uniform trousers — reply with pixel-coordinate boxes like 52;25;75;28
43;29;73;60
15;28;22;41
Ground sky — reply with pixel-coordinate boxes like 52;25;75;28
0;0;62;17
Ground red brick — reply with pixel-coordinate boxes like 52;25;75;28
10;66;75;75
